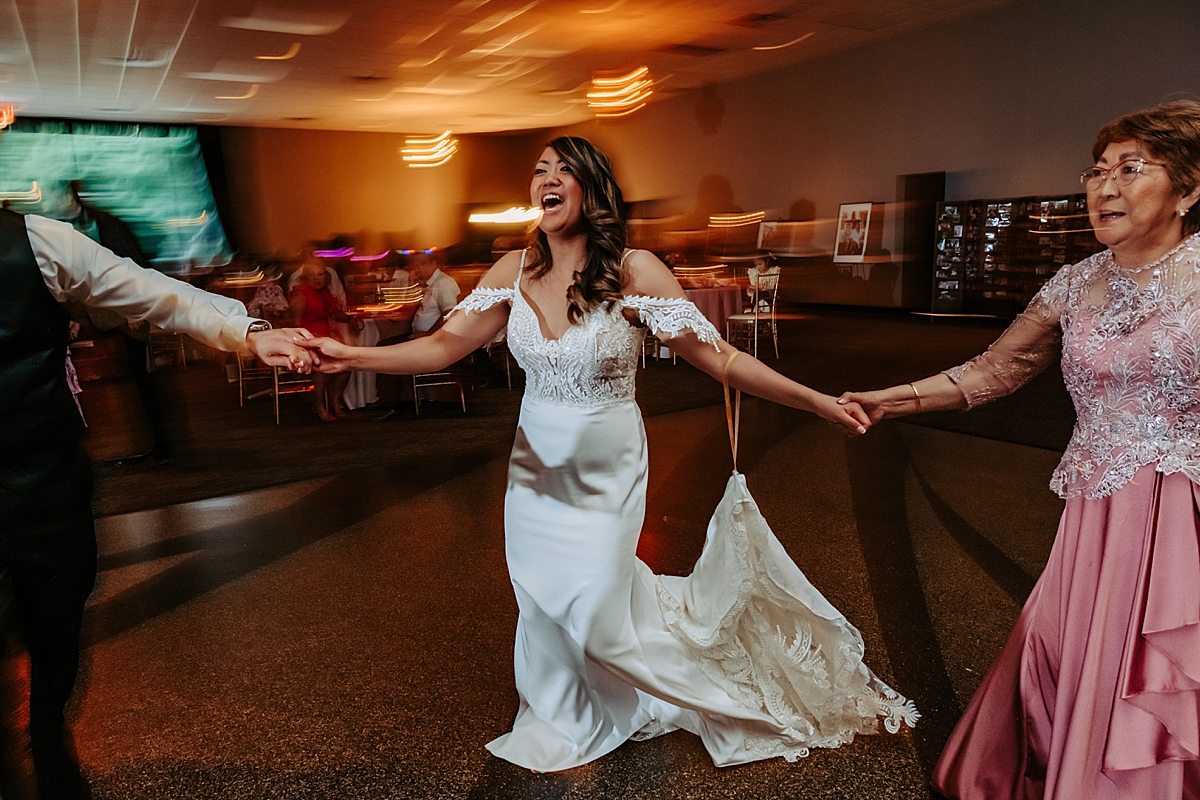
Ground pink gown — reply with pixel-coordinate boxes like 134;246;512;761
932;235;1200;800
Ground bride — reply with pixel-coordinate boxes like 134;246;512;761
298;136;918;772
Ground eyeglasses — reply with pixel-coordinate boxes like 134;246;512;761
1080;158;1166;191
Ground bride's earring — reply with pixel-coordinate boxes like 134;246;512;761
1181;207;1191;217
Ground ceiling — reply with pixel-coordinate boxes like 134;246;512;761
0;0;1010;134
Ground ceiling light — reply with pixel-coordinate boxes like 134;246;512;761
588;67;652;118
0;103;14;130
401;131;458;168
220;9;347;36
216;84;259;100
187;61;288;83
257;43;301;61
469;207;541;224
752;32;814;51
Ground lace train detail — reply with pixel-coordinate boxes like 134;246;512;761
654;473;919;760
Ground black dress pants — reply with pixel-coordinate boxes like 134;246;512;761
0;446;97;800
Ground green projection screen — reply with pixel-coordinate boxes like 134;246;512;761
0;120;231;272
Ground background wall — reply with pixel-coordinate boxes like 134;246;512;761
216;0;1200;266
218;127;546;255
552;0;1200;255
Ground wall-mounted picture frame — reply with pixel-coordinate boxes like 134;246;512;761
833;202;872;263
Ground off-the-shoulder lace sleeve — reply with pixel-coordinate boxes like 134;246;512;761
942;264;1070;409
450;286;516;316
622;295;721;350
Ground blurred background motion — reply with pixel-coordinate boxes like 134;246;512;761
0;121;231;270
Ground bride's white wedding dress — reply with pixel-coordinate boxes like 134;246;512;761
453;252;918;772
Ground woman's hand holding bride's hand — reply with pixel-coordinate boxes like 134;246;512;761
837;391;888;425
295;336;352;373
813;393;871;436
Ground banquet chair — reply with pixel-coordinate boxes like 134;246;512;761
236;352;314;424
147;326;187;371
640;335;676;367
486;340;513;389
725;265;780;358
412;372;467;414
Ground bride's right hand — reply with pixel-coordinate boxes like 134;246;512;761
296;336;354;373
812;393;871;436
837;390;891;425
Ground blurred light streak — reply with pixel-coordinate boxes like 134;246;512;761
402;131;458;168
216;84;259;100
589;67;652;117
401;49;449;68
0;181;39;202
379;285;424;303
463;2;537;35
157;211;208;228
148;0;200;108
221;267;265;285
257;43;301;60
580;0;627;13
73;0;81;95
469;207;541;224
0;102;14;129
709;211;765;227
8;0;40;94
221;10;347;36
594;102;644;118
350;251;390;261
469;26;544;57
752;32;814;51
114;0;142;103
314;247;354;258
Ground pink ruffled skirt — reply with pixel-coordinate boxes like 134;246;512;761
933;463;1200;800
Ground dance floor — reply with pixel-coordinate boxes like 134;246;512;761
72;313;1068;799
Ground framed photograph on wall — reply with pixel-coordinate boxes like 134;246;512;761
833;202;872;263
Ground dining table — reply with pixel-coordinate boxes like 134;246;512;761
681;283;745;336
341;301;421;410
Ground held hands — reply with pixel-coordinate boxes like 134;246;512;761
813;393;872;436
246;327;315;374
836;390;889;426
294;336;354;373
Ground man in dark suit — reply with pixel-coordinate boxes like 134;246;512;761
0;207;310;799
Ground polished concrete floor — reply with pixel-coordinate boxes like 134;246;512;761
72;386;1066;799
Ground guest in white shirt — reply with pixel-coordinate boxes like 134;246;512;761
410;250;460;336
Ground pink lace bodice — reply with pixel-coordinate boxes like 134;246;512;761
946;233;1200;498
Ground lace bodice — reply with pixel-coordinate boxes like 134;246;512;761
945;234;1200;498
451;258;720;408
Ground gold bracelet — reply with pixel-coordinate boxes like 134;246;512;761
909;382;922;413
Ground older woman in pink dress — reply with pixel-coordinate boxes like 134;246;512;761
841;101;1200;799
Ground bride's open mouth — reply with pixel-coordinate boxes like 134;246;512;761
541;193;564;212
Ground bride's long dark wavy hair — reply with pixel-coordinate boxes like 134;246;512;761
526;136;628;324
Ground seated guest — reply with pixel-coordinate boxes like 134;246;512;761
373;250;460;420
410;249;460;337
290;261;361;421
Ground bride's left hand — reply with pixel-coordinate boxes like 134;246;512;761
812;393;871;436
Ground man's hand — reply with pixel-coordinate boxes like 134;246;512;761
247;327;315;373
295;336;355;373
